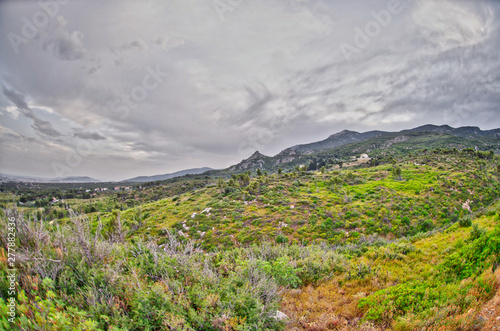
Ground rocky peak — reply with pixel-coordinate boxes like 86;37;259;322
328;129;359;139
248;151;264;160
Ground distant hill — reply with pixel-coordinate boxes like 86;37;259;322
0;174;100;183
122;167;214;183
402;124;500;137
54;176;101;183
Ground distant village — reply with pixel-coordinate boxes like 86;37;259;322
90;186;132;192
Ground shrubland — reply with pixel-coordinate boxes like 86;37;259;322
1;148;500;330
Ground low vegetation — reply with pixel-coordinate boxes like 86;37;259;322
1;147;500;330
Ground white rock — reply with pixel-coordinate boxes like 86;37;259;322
191;212;197;218
273;310;288;321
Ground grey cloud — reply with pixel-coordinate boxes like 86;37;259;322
2;85;29;110
73;130;106;140
31;118;61;137
120;40;148;52
42;16;87;61
2;86;61;137
3;131;37;144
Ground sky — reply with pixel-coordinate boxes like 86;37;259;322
0;0;499;181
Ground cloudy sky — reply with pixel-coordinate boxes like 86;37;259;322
0;0;499;181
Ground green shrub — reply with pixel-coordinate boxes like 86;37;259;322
276;234;288;244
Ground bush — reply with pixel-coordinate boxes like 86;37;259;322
439;226;500;282
359;281;443;322
276;234;288;244
459;217;472;227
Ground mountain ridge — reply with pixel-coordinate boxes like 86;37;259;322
122;167;214;183
0;174;101;183
228;124;500;172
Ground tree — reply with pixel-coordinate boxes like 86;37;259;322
217;178;225;193
393;166;402;181
338;161;343;169
238;173;250;186
320;166;326;174
228;178;238;188
256;168;262;177
278;168;283;176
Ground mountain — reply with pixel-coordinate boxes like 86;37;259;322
279;125;500;158
276;124;500;160
403;124;500;137
0;174;100;183
278;129;385;156
229;151;273;171
122;167;214;183
54;176;101;183
221;124;500;174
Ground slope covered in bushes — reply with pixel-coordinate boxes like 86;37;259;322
1;149;499;330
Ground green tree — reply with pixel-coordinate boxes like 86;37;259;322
393;166;402;180
238;173;250;187
217;178;225;193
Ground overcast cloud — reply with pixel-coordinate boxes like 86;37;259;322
0;0;499;181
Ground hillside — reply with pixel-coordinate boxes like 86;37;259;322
122;167;214;183
110;148;498;250
221;126;500;176
1;145;499;330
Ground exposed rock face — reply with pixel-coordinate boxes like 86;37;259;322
275;156;296;165
230;151;271;171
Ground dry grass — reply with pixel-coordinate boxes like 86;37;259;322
479;268;500;330
282;278;385;330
